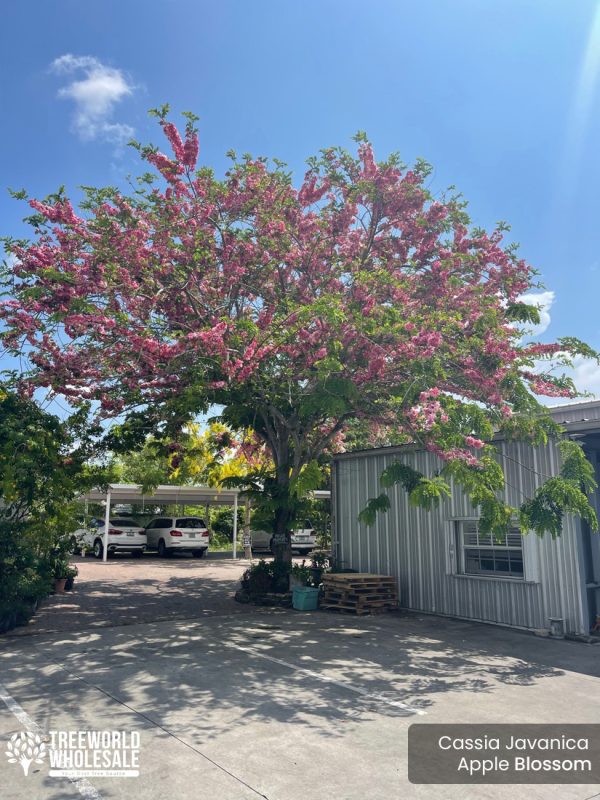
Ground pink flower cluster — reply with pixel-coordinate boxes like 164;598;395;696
426;442;481;467
407;389;449;431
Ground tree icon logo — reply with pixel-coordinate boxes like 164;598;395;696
5;731;46;776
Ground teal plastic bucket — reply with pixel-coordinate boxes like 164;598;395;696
292;586;320;611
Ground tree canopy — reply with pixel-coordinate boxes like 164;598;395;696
1;108;598;557
0;390;99;525
110;422;270;492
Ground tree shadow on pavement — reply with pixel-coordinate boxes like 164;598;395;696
2;560;598;799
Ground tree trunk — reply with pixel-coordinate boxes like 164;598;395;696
272;504;292;566
270;503;292;591
263;417;294;581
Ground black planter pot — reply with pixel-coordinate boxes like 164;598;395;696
0;609;18;633
310;568;323;585
64;577;75;592
0;613;12;634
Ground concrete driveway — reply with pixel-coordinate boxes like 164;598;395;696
1;556;600;800
5;554;252;635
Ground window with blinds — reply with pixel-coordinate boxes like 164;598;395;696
456;519;524;579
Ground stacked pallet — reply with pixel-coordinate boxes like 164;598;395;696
321;573;398;616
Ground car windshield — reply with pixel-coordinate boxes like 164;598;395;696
110;518;141;527
176;518;206;528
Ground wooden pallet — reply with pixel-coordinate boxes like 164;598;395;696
321;573;398;615
324;590;396;601
321;602;395;617
322;601;396;611
324;573;396;584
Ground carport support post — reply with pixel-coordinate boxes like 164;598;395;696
233;493;238;559
243;498;252;560
103;490;111;563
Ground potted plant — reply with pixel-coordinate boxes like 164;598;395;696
309;551;329;586
51;554;70;594
289;561;321;611
64;564;78;592
48;531;78;594
289;561;312;590
53;573;68;594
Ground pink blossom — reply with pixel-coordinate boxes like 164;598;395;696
161;122;186;162
183;131;199;169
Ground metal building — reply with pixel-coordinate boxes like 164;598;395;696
332;400;600;635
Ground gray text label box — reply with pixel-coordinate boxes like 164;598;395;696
408;724;600;784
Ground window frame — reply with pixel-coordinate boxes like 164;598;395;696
454;519;525;581
175;517;207;529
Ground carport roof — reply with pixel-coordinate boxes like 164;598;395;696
80;483;241;506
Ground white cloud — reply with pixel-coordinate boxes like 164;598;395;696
569;357;600;398
518;290;555;336
50;54;135;144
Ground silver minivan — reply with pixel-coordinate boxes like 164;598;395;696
145;516;209;558
250;522;316;555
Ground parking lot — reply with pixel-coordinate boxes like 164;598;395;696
2;555;600;800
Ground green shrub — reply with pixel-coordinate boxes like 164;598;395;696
209;530;234;550
210;506;244;541
0;520;53;619
241;560;275;595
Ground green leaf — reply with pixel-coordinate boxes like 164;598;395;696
557;337;600;363
358;493;391;526
380;461;423;492
408;476;451;510
290;460;323;498
505;302;541;325
148;104;171;120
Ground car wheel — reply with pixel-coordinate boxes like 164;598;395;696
157;539;169;558
93;539;103;559
193;549;206;558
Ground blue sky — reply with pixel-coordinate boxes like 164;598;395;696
2;0;600;403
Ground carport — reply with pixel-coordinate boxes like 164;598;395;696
79;483;243;562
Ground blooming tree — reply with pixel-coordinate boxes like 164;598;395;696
1;108;598;562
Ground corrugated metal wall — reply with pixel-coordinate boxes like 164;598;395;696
333;439;588;633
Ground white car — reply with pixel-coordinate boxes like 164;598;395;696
145;516;209;558
76;517;146;558
251;523;316;555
